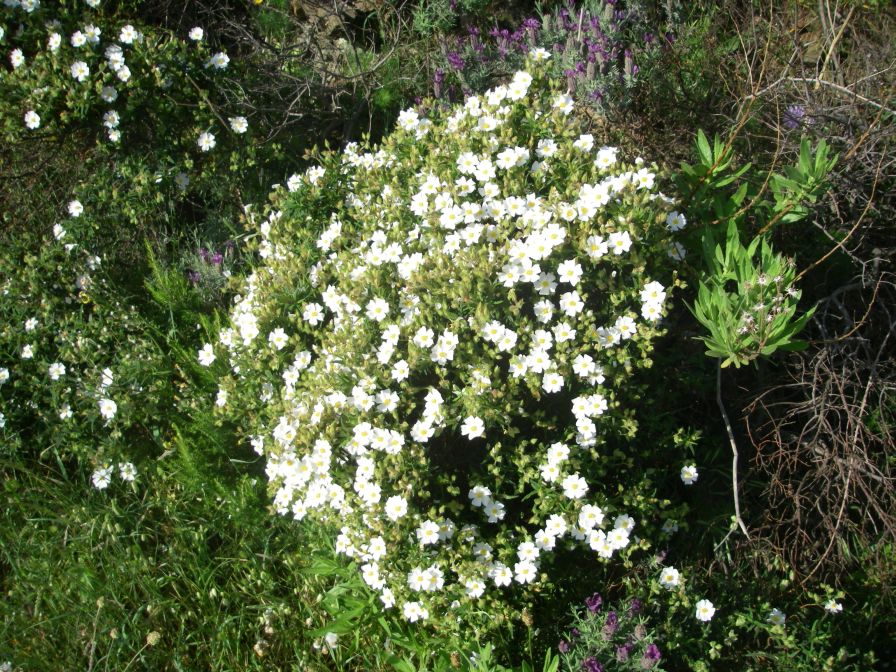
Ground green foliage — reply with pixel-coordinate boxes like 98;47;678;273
673;130;838;366
690;220;815;368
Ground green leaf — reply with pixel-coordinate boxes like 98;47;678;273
696;129;712;165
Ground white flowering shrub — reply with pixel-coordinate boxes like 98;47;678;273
0;224;169;474
213;61;684;636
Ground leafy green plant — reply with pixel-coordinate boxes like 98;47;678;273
691;220;815;369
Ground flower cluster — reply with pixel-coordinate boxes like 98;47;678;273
215;62;682;632
559;592;665;671
2;4;241;162
433;3;677;112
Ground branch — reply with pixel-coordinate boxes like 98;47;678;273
717;359;751;539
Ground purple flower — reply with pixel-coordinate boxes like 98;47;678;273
641;643;662;668
559;640;571;653
629;599;643;615
570;627;581;639
586;593;603;613
615;644;633;662
783;104;806;129
446;51;465;71
582;657;604;672
187;270;201;284
602;611;619;638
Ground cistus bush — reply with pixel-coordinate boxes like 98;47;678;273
0;227;170;471
209;60;686;642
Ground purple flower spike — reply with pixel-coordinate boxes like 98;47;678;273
615;644;632;662
446;51;465;70
559;640;571;653
582;657;604;672
783;104;806;129
629;599;643;615
642;643;662;668
586;593;603;613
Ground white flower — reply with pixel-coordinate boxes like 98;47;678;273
0;368;9;385
384;495;408;521
86;0;102;7
207;51;230;69
416;520;440;545
84;24;101;44
391;359;410;382
100;86;118;103
48;362;66;380
21;344;34;359
668;241;687;261
198;343;216;366
365;298;389;322
666;210;687;232
608;231;633;255
198;131;216;152
823;599;843;614
484;500;505;523
99;398;117;419
24;110;40;129
680;464;698;485
659;566;681;589
268;328;288;350
103;110;120;128
119;25;140;44
119;462;137;481
542;372;564;393
695;599;716;622
189;27;204;41
573;134;594;152
216;389;228;407
552;93;574;115
48;33;62;51
229;116;248;134
513;560;538;584
10;49;25;69
531;47;551;61
460;416;485;440
71;31;87;47
307;166;325;184
767;608;786;626
116;65;131;82
595;146;618;169
561;473;588;499
70;60;90;82
92;464;113;489
68;200;84;217
577;504;603;530
402;601;428;622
